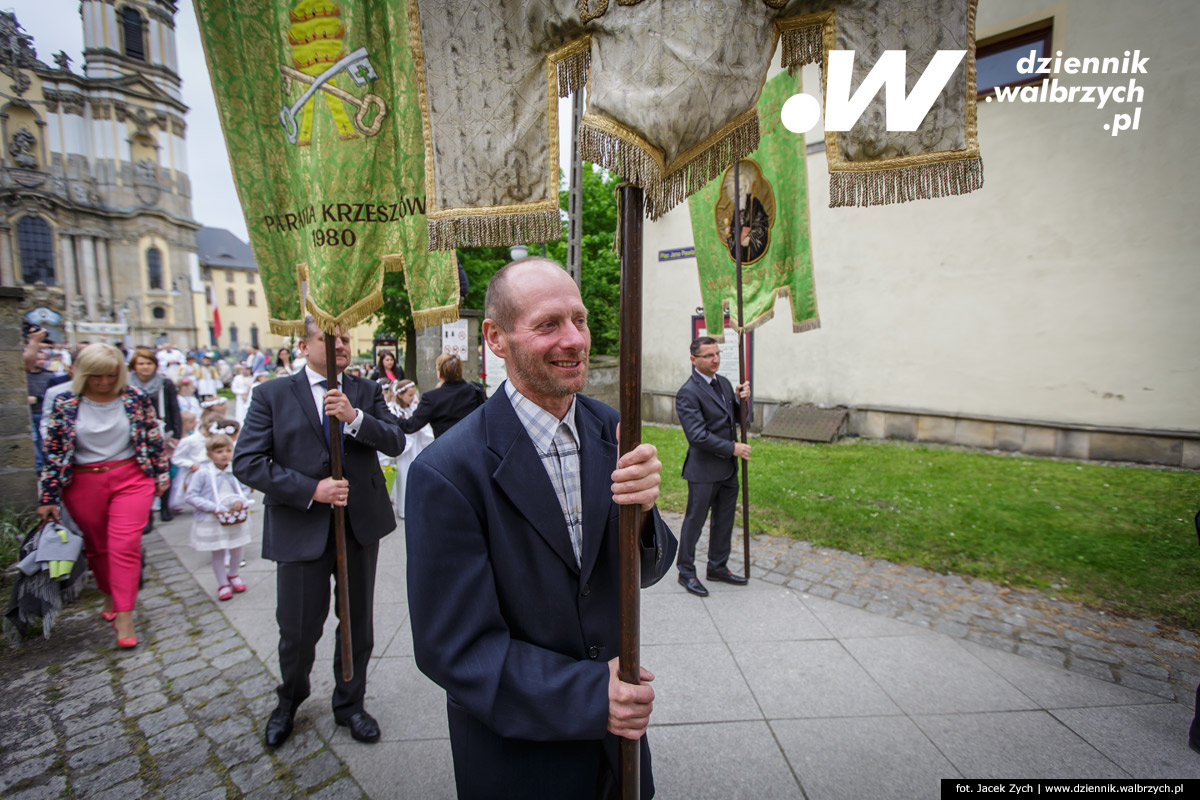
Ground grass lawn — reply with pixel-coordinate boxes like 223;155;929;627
642;426;1200;631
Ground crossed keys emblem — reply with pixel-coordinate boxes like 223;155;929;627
279;47;388;145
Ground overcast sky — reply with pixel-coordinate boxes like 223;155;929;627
11;1;575;247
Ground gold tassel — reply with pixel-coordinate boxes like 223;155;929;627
829;157;984;208
306;291;386;336
580;113;760;221
781;25;824;74
268;318;309;337
650;113;759;220
793;319;821;333
412;304;461;328
579;124;662;201
427;209;563;250
556;44;591;98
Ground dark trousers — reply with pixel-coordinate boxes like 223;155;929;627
676;472;738;578
275;518;378;720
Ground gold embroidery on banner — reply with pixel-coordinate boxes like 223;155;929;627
578;0;608;23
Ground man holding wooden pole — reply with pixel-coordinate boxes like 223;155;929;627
406;258;677;799
674;337;752;597
234;317;404;748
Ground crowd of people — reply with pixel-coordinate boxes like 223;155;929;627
23;329;465;648
17;256;774;795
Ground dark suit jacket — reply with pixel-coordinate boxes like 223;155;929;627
406;389;677;799
676;370;738;483
233;370;404;563
398;379;484;438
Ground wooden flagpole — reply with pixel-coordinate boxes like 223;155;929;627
324;333;354;682
617;184;644;800
733;160;751;579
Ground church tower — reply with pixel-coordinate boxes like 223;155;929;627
0;2;202;347
81;0;183;99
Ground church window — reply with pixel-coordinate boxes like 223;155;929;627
152;306;166;320
147;247;164;290
17;216;56;286
122;7;146;61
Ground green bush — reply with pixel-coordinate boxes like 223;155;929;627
0;504;38;592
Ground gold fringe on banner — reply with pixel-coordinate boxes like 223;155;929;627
428;209;563;250
829;156;984;208
412;304;461;328
306;290;386;337
554;37;591;98
780;24;824;73
268;318;309;337
775;11;835;75
579;110;760;220
714;287;821;340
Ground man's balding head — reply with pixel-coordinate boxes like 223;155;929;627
484;257;573;331
482;257;589;418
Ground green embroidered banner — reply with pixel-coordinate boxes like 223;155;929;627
687;70;819;339
194;0;458;336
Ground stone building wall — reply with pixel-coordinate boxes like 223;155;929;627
0;286;37;509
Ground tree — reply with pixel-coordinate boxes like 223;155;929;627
375;163;621;366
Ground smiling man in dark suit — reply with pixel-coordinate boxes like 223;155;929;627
234;316;404;748
674;336;751;597
406;258;677;799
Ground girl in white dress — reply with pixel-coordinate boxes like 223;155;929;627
170;412;239;510
176;378;201;419
230;363;254;424
185;434;253;601
393;380;434;518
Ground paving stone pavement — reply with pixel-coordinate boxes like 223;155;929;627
679;511;1200;705
4;509;1196;798
0;531;367;800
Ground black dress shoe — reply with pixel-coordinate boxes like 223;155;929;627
706;567;748;586
337;710;381;743
678;575;709;597
264;706;295;748
160;506;173;522
1189;736;1200;755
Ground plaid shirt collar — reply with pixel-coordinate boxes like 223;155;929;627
504;381;579;455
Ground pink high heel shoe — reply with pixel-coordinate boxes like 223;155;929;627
112;621;137;649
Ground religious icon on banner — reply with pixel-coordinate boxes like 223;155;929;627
715;159;775;266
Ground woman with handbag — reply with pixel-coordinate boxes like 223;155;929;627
37;343;169;648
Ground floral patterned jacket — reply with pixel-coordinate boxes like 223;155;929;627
39;387;170;506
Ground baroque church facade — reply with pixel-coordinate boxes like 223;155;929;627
0;0;202;347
